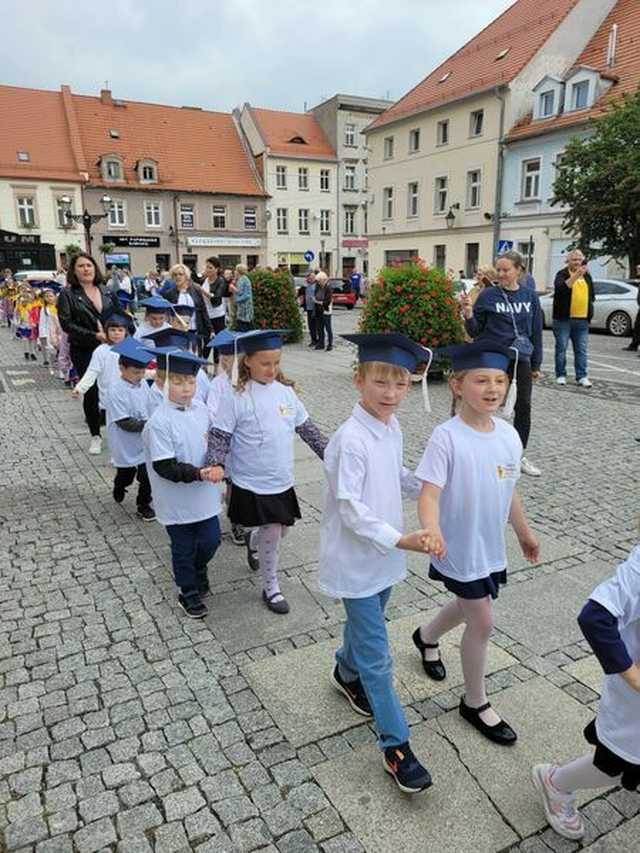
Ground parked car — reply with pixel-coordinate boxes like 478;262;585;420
14;270;56;282
539;278;639;336
330;278;358;309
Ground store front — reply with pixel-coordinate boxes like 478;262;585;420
342;238;368;279
0;229;56;273
186;236;263;272
103;234;163;275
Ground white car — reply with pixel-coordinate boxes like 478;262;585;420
539;278;639;336
14;270;57;282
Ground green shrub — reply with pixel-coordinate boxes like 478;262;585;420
360;260;464;350
248;268;303;343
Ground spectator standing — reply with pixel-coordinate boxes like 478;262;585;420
107;265;122;294
314;271;333;351
200;256;227;361
301;272;318;347
622;263;640;351
119;268;133;296
161;263;212;355
230;264;254;332
143;270;159;296
350;270;362;300
552;250;595;388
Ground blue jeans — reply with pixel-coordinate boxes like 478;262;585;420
553;319;589;380
337;587;409;750
166;515;221;596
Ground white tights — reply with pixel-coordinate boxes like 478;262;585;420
552;753;619;794
256;524;285;602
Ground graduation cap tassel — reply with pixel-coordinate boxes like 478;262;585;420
163;351;171;401
231;337;240;388
421;348;434;413
502;347;519;418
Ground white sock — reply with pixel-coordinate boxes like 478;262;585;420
552;753;619;794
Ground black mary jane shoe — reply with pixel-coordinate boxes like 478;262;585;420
459;698;517;746
411;627;446;681
262;590;290;615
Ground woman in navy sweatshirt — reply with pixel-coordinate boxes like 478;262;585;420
462;251;543;477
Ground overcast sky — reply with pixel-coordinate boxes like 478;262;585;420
6;0;515;112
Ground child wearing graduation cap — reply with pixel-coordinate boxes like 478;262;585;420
168;303;198;351
143;348;223;619
105;338;155;521
134;296;172;340
412;340;539;746
72;314;130;418
143;327;210;413
206;330;328;614
319;333;434;794
532;545;640;840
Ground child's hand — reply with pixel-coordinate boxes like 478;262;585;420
200;465;224;483
424;527;447;560
621;662;640;693
398;529;439;555
519;530;540;563
70;388;80;399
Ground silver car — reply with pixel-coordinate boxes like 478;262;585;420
539;278;639;336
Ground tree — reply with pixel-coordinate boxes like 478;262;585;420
63;242;82;257
552;88;640;272
248;267;303;343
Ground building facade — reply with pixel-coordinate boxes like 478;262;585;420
311;94;391;279
237;105;338;276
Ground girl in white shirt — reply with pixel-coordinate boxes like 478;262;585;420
414;341;540;746
71;315;129;413
207;330;327;614
532;547;640;840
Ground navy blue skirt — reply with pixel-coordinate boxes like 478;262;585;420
428;564;507;600
584;720;640;791
228;483;301;528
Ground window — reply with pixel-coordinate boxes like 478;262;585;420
466;169;481;209
470;109;484;137
344;123;356;146
571;80;589;110
17;151;30;162
363;166;368;190
344;208;356;235
320;210;331;234
276;165;287;189
521;159;541;200
385;249;418;264
434;244;446;269
298;167;309;191
276;207;288;233
465;243;480;277
383;136;394;159
407;182;419;218
320;169;330;191
141;164;156;182
17;196;36;227
434;176;448;214
436;120;449;146
517;241;535;275
180;204;194;229
383;187;393;220
363;207;368;235
540;91;555;117
344;165;356;190
144;202;161;228
55;197;69;228
409;128;420;153
109;128;120;139
108;200;126;227
594;281;626;295
244;206;257;230
298;208;309;234
212;205;226;229
438;72;451;84
105;159;122;180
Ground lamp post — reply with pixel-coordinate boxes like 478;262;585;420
60;195;113;252
445;203;460;230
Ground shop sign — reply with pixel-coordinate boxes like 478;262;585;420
188;236;262;248
104;235;161;248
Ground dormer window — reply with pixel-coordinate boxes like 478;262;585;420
288;136;306;145
137;159;158;184
17;151;30;162
571;80;589;110
109;129;120;139
532;75;564;120
101;156;124;181
540;91;555;118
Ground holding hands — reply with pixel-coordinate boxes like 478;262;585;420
199;465;225;483
398;527;447;558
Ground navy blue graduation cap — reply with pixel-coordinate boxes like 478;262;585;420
209;329;241;355
111;337;154;367
341;333;429;374
117;289;134;308
104;312;131;328
41;281;61;293
172;303;195;317
148;347;208;376
433;340;516;373
239;329;290;354
140;296;172;313
142;328;190;350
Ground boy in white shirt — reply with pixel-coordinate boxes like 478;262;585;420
319;333;433;794
105;338;155;521
71;313;130;413
134;296;172;340
143;327;210;411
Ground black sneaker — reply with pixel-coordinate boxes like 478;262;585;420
24;352;29;360
178;593;208;619
29;353;37;361
383;743;432;794
136;506;156;522
113;483;126;503
230;523;245;546
331;665;372;717
244;531;259;571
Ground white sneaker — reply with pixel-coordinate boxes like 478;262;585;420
531;764;585;840
555;376;567;385
521;456;541;477
88;436;102;455
577;377;593;388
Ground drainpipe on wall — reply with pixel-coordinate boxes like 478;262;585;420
492;86;507;256
335;161;340;278
173;194;180;264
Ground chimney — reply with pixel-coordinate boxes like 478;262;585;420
606;23;618;68
100;88;113;106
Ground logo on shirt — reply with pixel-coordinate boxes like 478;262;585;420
278;403;294;418
496;463;519;480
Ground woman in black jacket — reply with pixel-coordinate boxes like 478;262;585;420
552;250;595;388
57;253;121;455
161;263;212;355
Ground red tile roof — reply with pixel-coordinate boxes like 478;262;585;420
0;85;84;182
249;107;336;160
507;0;640;141
368;0;581;131
72;93;266;196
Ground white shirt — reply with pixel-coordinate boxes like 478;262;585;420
119;275;132;295
202;278;226;320
319;404;421;599
590;546;640;763
148;382;164;416
143;399;221;525
105;377;152;467
177;291;196;330
75;343;120;410
38;306;50;338
134;321;170;341
213;380;308;494
415;415;522;582
195;368;210;404
206;372;232;423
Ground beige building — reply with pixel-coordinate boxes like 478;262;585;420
365;0;617;279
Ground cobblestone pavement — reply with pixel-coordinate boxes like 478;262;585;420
0;311;639;853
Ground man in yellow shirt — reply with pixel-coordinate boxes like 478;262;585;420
552;250;595;388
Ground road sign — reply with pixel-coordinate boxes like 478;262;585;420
497;240;514;254
303;250;315;263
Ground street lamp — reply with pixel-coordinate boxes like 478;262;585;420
60;195;113;251
445;203;460;230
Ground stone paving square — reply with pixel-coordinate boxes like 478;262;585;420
314;721;518;853
565;655;603;695
243;616;516;747
437;676;600;838
583;814;640;852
